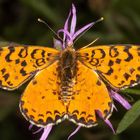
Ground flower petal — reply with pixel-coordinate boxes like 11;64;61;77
64;10;71;41
96;110;115;134
33;127;43;134
29;124;44;135
70;4;77;36
67;126;81;140
57;29;72;41
110;90;132;110
72;22;94;40
29;124;33;130
39;125;53;140
104;118;115;134
53;38;63;50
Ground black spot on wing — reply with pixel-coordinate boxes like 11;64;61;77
32;80;37;85
46;117;53;124
114;75;118;79
137;67;140;71
41;50;45;57
118;80;125;86
130;68;135;74
123;46;133;62
5;46;15;62
1;68;6;74
72;110;79;115
18;47;28;58
15;59;20;64
3;73;10;81
38;114;44;117
89;58;99;66
36;58;45;66
38;119;44;123
21;60;27;66
105;68;114;75
47;53;52;56
41;96;45;99
109;46;119;58
123;73;131;80
20;68;27;76
32;109;36;113
87;96;91;100
7;81;13;86
108;60;114;66
96;80;102;86
115;58;121;64
92;49;106;59
46;111;52;115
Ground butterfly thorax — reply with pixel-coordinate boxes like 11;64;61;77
58;47;77;105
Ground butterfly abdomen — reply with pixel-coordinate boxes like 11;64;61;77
59;48;77;104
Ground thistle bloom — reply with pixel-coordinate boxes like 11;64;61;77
30;4;132;140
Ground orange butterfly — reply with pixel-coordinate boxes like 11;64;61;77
0;4;138;132
0;43;139;128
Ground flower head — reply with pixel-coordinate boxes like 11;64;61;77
55;4;103;49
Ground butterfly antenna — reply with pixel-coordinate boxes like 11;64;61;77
73;17;104;45
38;18;63;41
81;37;100;49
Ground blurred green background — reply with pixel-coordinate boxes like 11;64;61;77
0;0;140;140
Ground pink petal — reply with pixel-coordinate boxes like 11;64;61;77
57;29;73;47
70;4;77;36
72;17;104;40
33;127;43;134
29;124;43;135
110;90;132;110
39;125;53;140
104;119;115;134
96;110;115;134
67;126;81;140
29;124;33;130
72;22;94;40
63;10;71;41
57;29;72;40
53;38;62;50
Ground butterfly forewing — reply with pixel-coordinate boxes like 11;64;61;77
0;44;59;90
77;45;140;89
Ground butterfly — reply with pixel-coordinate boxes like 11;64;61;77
0;44;140;128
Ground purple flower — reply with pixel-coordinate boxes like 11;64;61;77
56;4;103;49
110;90;131;110
39;125;53;140
29;125;52;140
30;4;132;140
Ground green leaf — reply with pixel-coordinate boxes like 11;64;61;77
121;88;140;95
116;100;140;134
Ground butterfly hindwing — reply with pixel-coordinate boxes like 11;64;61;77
78;45;140;89
0;44;59;90
68;61;112;127
20;61;66;127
